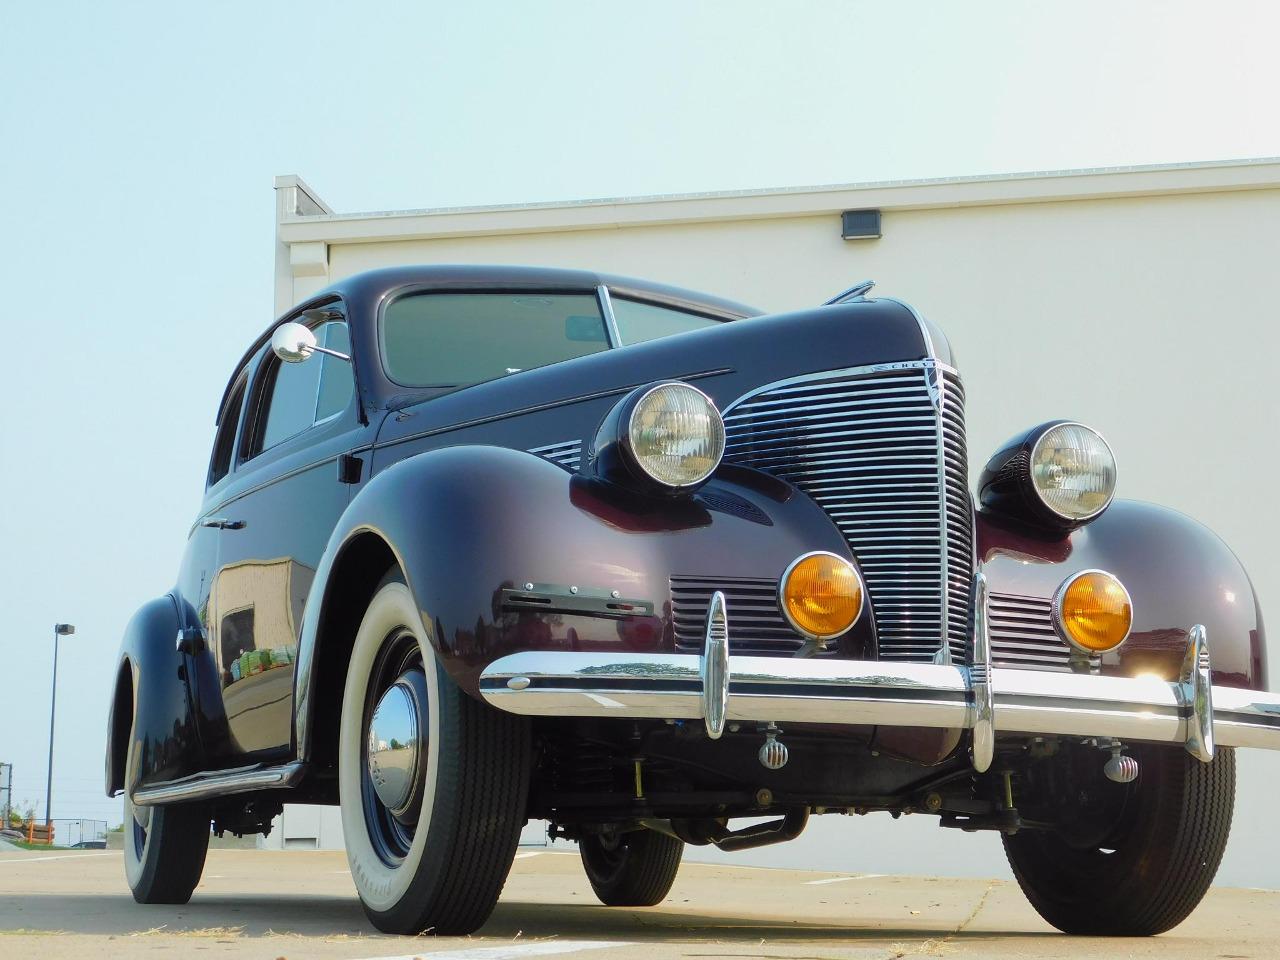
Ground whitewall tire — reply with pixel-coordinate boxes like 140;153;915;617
339;578;531;934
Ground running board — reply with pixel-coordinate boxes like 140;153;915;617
131;760;306;806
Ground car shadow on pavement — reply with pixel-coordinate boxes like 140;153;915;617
5;892;1039;943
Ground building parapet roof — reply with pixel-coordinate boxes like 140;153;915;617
276;157;1280;245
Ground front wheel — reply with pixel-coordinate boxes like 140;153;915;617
1004;744;1235;936
123;791;210;904
580;826;683;906
339;578;531;935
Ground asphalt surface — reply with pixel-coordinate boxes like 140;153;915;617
2;845;1277;959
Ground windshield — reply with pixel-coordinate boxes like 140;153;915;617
382;292;610;387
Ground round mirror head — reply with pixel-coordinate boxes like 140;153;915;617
271;322;317;363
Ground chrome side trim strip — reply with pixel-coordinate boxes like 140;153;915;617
969;572;994;772
720;360;960;415
477;650;1280;753
132;761;306;806
702;591;730;739
1182;624;1215;762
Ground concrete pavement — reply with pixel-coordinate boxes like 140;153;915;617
1;845;1276;959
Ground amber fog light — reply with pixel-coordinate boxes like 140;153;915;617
779;552;864;640
1052;570;1133;653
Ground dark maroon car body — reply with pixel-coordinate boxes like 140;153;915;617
106;264;1265;826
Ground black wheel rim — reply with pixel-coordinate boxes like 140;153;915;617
1023;745;1144;877
583;828;628;878
361;628;429;867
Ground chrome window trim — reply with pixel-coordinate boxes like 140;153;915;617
597;284;623;348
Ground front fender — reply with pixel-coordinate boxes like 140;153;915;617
979;499;1266;689
106;595;207;798
295;445;855;761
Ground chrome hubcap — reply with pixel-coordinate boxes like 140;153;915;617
367;680;421;817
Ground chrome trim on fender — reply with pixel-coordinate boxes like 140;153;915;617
131;761;306;806
597;284;623;348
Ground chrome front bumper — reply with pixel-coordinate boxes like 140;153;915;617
479;581;1280;771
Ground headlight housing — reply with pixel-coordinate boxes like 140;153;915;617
978;420;1117;528
590;381;726;493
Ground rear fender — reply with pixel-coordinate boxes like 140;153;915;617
106;595;208;797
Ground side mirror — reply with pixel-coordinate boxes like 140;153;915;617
271;322;317;363
270;321;352;364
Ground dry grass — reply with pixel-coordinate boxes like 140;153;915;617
128;925;244;938
889;939;949;957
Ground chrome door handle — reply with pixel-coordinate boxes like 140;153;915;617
200;518;246;530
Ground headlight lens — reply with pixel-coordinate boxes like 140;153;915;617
779;552;864;640
1053;570;1133;653
1030;423;1117;521
627;382;726;488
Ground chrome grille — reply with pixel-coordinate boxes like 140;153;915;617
670;576;816;656
988;592;1097;672
939;372;972;662
529;439;581;470
722;361;973;663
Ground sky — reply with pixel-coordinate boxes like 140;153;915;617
2;0;1279;832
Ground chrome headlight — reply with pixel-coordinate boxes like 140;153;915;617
591;381;726;493
979;420;1117;527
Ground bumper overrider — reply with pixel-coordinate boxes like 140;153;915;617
479;574;1280;771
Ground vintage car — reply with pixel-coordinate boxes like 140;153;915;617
108;265;1278;936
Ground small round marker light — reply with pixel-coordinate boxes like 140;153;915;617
779;552;864;641
1052;570;1133;653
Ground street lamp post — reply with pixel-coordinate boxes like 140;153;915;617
45;623;75;826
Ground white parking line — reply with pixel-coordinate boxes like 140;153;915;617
0;852;117;864
348;940;631;960
804;873;888;885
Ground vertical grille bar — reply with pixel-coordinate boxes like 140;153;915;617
939;369;974;662
722;361;973;663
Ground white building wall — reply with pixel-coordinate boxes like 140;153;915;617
273;165;1280;886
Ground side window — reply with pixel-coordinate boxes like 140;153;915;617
209;375;247;486
314;323;353;421
611;298;723;345
253;321;354;456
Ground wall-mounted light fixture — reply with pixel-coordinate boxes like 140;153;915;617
841;209;882;240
